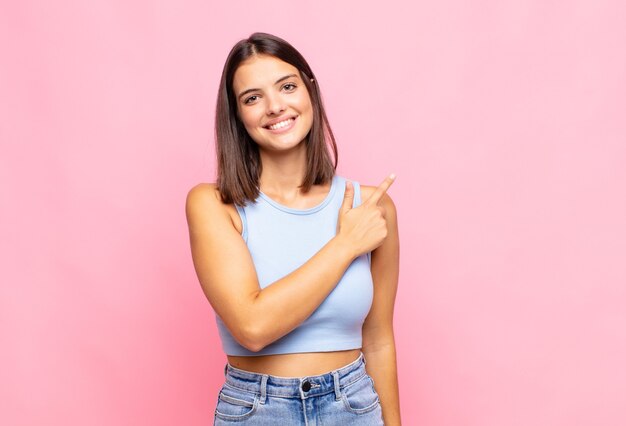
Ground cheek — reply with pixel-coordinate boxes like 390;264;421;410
298;90;313;111
238;107;261;130
300;96;314;121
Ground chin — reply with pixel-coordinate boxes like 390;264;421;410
262;138;305;152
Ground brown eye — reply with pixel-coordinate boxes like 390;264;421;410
244;95;259;104
282;83;296;92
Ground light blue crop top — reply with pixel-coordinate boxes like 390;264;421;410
215;174;374;356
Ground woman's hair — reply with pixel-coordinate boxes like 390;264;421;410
215;32;338;206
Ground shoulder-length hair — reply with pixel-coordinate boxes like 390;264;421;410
215;32;338;206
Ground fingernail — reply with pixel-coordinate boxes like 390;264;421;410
390;173;396;180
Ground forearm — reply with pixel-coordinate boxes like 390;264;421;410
250;236;356;350
364;344;402;426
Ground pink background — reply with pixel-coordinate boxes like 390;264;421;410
2;1;625;425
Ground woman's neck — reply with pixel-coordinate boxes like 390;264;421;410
258;143;308;195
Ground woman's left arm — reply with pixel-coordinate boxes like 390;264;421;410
360;186;401;425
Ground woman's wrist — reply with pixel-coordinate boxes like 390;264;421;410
329;234;358;263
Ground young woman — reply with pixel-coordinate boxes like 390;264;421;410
186;32;401;425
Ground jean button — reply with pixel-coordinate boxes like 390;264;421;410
301;380;311;392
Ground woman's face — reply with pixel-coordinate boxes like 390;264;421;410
232;54;314;152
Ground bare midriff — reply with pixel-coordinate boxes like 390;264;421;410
226;349;362;377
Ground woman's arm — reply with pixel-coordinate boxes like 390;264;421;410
185;177;393;353
360;187;401;425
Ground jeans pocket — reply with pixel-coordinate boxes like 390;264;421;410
369;375;384;402
215;385;259;421
341;374;381;415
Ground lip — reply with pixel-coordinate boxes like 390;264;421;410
263;115;298;134
263;114;297;127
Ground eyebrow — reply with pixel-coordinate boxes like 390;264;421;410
237;74;298;100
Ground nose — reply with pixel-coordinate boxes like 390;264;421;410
266;93;286;115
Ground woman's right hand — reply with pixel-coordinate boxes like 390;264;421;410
336;173;396;258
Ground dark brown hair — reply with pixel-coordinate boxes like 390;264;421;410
215;32;338;206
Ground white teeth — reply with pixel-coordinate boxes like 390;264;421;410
268;118;294;130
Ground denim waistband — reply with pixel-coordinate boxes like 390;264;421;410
222;351;367;402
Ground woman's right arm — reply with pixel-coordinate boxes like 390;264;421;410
185;176;395;352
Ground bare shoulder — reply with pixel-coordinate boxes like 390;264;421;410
186;182;221;214
185;183;242;234
360;184;397;214
187;182;218;200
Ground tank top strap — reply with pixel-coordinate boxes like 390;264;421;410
352;180;362;209
346;179;371;266
234;204;248;242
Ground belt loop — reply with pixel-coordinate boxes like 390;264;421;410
259;374;268;404
332;371;341;401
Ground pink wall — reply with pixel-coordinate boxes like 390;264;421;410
2;1;625;425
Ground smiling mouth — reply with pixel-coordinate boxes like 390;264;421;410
265;117;296;131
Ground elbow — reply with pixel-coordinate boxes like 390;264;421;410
238;322;267;353
243;341;265;353
225;293;269;353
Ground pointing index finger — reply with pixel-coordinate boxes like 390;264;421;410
365;173;396;205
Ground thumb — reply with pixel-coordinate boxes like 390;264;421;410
340;180;354;214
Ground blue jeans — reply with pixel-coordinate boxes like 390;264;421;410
214;351;384;425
